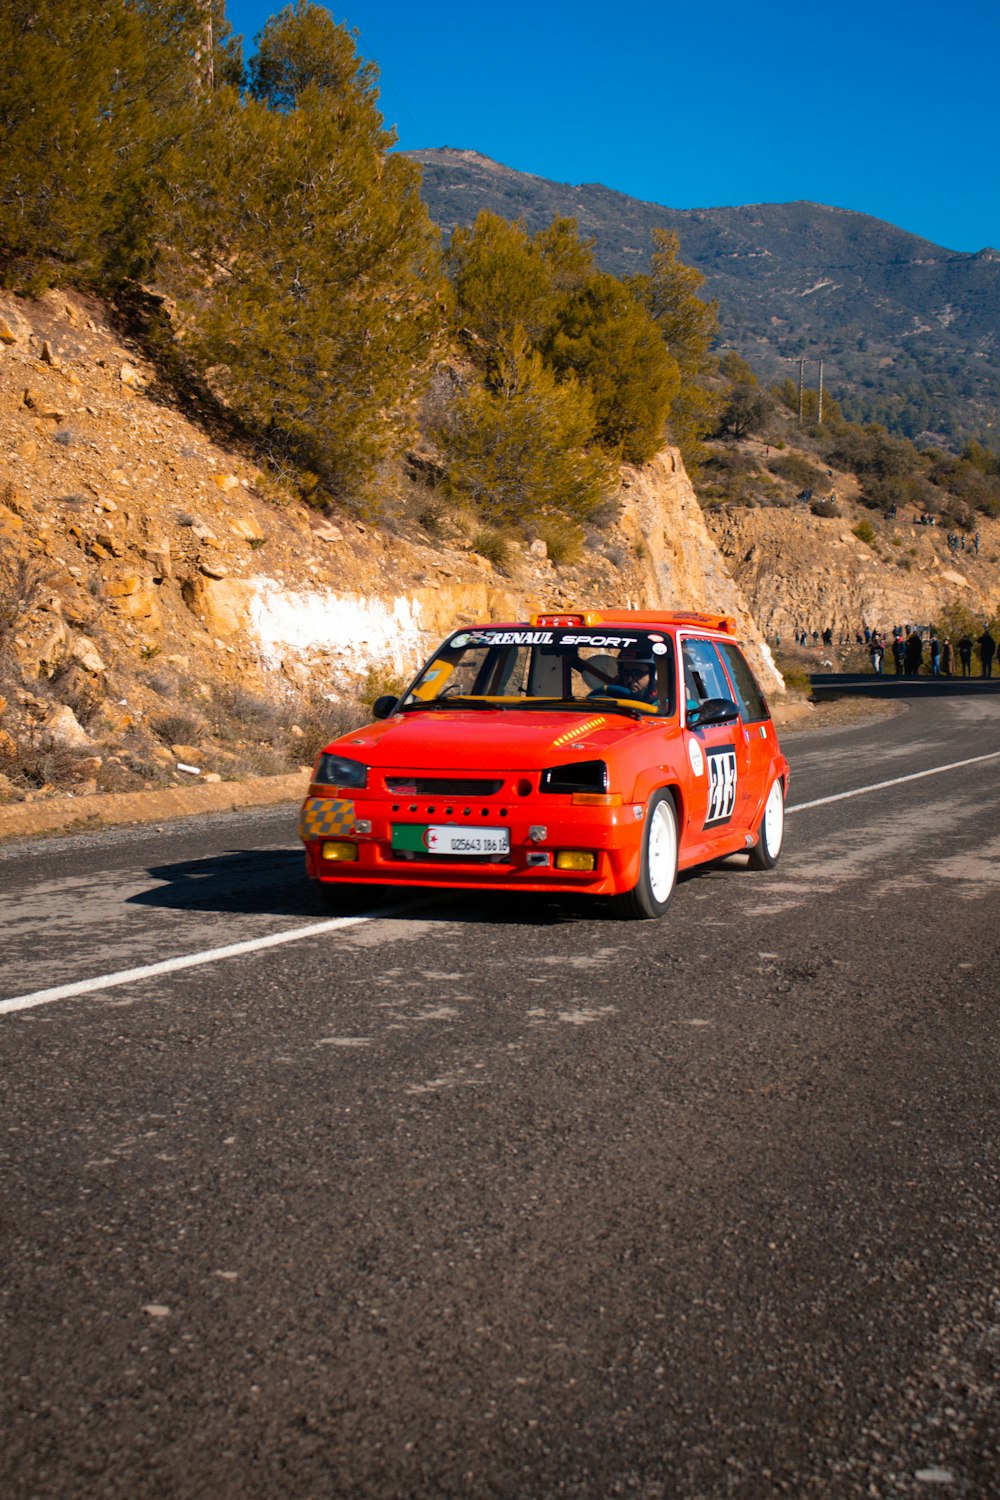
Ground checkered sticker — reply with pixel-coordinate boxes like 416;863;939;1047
298;796;356;841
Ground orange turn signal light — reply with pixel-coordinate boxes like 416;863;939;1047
554;850;597;872
322;840;358;862
570;792;622;807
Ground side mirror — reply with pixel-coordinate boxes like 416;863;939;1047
372;695;399;720
688;696;739;728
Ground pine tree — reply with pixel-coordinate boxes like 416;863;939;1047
545;272;679;463
448;212;560;365
153;9;445;497
633;229;721;461
0;0;132;287
533;217;597;297
247;0;375;109
433;332;614;527
0;0;205;290
716;350;775;439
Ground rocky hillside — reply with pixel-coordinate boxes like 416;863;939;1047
699;437;1000;644
0;288;779;806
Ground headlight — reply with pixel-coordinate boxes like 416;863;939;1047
313;752;368;789
540;759;608;795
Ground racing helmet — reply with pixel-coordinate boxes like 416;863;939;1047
615;644;657;699
616;644;656;675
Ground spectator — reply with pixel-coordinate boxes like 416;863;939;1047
958;635;973;677
869;636;884;674
929;634;941;676
941;638;955;677
978;627;996;679
892;636;905;676
905;631;923;675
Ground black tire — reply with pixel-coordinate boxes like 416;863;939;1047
748;778;784;870
611;789;678;920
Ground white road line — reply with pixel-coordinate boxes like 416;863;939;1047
4;748;999;1017
0;903;427;1017
787;749;1000;814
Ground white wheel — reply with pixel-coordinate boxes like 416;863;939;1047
612;790;678;919
647;799;677;903
748;778;784;870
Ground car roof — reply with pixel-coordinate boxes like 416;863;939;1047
457;610;739;636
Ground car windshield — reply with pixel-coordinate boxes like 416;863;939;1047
400;627;676;716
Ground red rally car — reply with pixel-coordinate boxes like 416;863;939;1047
299;610;790;919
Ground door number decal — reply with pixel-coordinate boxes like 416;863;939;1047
705;745;738;826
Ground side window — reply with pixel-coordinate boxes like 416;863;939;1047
719;642;770;723
682;638;732;710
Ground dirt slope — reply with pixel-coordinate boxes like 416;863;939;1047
0;287;779;807
706;494;1000;646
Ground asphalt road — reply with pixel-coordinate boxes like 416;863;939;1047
2;689;999;1499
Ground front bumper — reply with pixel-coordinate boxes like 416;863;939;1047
298;790;645;896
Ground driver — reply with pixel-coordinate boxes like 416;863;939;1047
594;645;657;702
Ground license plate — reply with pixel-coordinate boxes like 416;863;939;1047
391;824;510;856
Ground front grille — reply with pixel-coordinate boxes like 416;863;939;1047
384;777;504;795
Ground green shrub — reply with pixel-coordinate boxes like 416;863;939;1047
534;515;584;565
773;654;812;695
782;666;812;694
767;453;827;490
470;527;514;570
432;342;615;528
150;711;205;745
214;687;284;733
0;553;50;656
360;666;405;707
853;520;876;545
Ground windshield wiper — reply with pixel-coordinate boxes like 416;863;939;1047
512;698;648;720
399;697;507;712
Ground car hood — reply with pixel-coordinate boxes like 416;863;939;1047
329;708;651;770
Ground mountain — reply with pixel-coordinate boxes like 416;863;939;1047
406;148;1000;450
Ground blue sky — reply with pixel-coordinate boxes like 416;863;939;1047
225;0;1000;254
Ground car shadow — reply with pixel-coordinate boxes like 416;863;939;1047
128;847;587;927
128;849;320;918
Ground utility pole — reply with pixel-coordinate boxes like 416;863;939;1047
817;358;824;425
815;352;827;420
793;356;826;425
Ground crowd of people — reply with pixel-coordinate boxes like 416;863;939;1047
946;531;980;555
777;623;998;677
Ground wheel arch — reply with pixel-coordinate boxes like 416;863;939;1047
631;770;684;822
617;777;684;891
